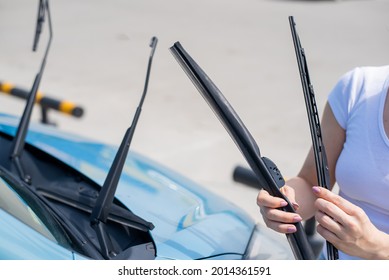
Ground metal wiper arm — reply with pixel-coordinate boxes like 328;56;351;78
10;0;53;183
90;37;158;260
289;16;338;260
33;0;46;51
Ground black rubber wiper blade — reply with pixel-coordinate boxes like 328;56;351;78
90;37;158;260
289;16;339;260
9;0;53;184
170;41;315;260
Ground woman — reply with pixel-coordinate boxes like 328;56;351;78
257;65;389;259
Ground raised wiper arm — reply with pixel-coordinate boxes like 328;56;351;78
90;37;158;259
10;0;53;183
33;0;46;51
289;16;338;260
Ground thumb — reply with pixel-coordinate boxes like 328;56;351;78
280;185;299;211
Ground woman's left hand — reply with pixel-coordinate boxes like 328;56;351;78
312;186;389;259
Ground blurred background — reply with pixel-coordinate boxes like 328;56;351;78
1;0;389;223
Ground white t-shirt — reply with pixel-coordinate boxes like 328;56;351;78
327;65;389;260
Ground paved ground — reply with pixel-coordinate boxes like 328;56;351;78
1;0;389;223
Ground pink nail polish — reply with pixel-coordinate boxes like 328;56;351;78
312;186;321;194
293;216;302;223
292;202;300;209
287;226;296;233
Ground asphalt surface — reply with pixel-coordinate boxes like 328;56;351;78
1;0;389;224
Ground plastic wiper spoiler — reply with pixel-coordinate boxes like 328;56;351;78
289;16;338;260
170;42;315;260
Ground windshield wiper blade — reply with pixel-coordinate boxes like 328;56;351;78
170;41;315;260
90;36;158;260
289;16;339;260
9;0;53;184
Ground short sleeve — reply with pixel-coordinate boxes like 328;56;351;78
327;67;363;130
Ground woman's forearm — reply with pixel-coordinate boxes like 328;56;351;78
286;176;317;220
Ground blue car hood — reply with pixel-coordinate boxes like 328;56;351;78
0;114;254;260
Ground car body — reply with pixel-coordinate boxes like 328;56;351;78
0;0;297;260
0;112;293;260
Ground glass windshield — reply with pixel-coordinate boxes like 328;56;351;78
0;177;56;242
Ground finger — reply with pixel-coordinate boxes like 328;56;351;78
257;189;288;208
280;186;300;210
316;224;341;246
263;207;302;224
312;186;356;215
314;197;348;227
264;218;299;234
260;206;302;234
315;210;343;236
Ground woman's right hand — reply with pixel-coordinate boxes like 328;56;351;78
256;185;302;234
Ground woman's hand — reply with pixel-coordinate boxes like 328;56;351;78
313;186;389;259
256;185;302;234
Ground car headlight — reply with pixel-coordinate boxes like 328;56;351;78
243;224;294;260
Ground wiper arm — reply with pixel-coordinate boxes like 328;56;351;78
33;0;46;51
170;42;315;260
289;16;339;260
90;37;158;259
9;0;53;184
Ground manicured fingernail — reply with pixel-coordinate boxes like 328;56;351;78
293;216;302;223
280;201;288;207
287;226;296;233
312;186;321;194
292;202;300;210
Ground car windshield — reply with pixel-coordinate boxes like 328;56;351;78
0;177;56;242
